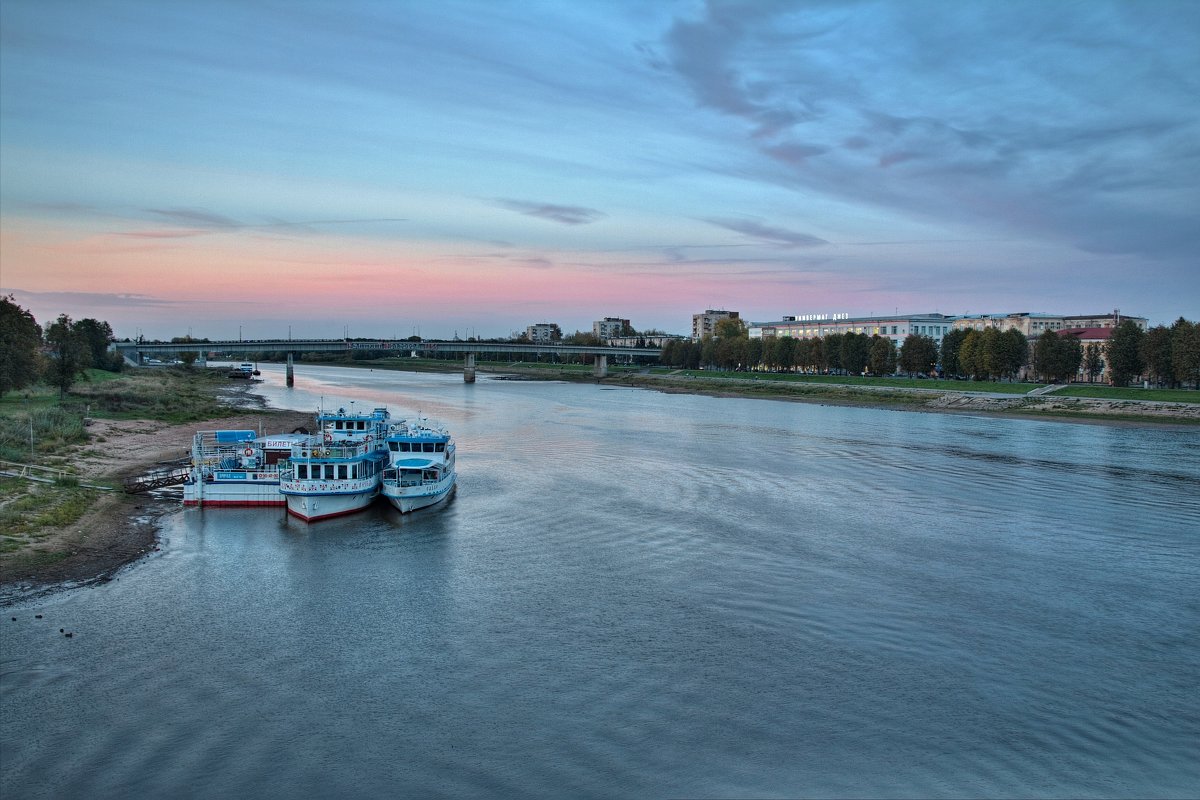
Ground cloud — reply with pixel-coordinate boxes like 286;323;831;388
147;207;239;229
494;199;606;225
663;1;1200;263
143;208;407;233
1;288;183;308
704;218;828;248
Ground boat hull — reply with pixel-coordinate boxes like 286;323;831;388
381;476;455;513
183;476;284;507
283;489;379;521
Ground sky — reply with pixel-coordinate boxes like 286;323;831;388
1;0;1197;341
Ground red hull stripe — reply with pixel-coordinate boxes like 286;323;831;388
183;500;285;507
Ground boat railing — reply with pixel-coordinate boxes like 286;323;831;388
291;443;370;460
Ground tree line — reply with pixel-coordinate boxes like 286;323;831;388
0;295;123;398
657;316;1200;388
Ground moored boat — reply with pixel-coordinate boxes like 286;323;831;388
380;416;456;513
278;405;391;522
184;430;307;507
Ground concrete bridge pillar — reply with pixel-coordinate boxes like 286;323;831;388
464;352;476;383
593;354;608;378
286;352;294;387
198;350;207;367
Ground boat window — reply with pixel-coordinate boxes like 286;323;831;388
297;465;308;480
423;443;435;453
335;421;343;430
357;421;365;430
435;443;445;452
389;442;399;452
350;464;357;480
399;442;410;452
337;465;348;480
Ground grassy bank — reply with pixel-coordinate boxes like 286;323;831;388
1046;385;1199;402
0;367;247;463
0;367;259;572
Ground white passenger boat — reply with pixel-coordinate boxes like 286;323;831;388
184;429;307;507
278;406;391;522
380;416;456;513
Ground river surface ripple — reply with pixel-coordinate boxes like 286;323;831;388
3;365;1198;799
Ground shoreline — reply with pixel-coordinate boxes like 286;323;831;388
0;408;314;603
483;366;1200;428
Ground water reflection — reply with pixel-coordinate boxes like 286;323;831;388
2;365;1197;799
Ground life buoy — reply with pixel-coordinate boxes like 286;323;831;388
243;447;254;457
324;433;333;444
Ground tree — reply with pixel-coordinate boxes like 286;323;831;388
713;317;747;340
745;337;763;370
775;335;797;372
700;335;718;368
0;295;43;397
824;333;843;373
1033;331;1082;383
1142;325;1174;387
1171;318;1200;389
840;332;871;375
171;335;201;369
74;318;119;371
868;336;896;376
958;330;981;380
899;334;938;376
940;328;968;377
1083;343;1104;384
44;314;89;397
1105;320;1145;387
977;327;1002;380
997;329;1028;380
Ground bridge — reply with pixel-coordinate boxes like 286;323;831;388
111;338;664;383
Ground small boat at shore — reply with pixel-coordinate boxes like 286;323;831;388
278;406;391;522
380;416;456;513
183;430;307;507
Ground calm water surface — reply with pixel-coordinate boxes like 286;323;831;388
3;365;1198;798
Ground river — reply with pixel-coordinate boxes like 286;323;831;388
2;364;1198;799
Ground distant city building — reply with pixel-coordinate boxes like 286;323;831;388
748;313;956;346
953;310;1147;337
1062;311;1148;331
692;310;739;341
593;317;631;340
525;323;560;343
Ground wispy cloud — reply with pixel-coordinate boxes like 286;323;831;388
1;288;183;308
144;207;407;233
494;199;606;225
704;218;828;249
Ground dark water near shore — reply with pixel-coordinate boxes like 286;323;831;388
3;365;1198;798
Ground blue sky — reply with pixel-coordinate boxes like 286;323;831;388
2;0;1197;340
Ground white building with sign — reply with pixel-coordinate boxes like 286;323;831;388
748;313;957;346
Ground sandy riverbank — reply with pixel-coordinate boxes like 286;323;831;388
0;409;314;598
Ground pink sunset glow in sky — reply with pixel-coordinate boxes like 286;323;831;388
2;1;1197;340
